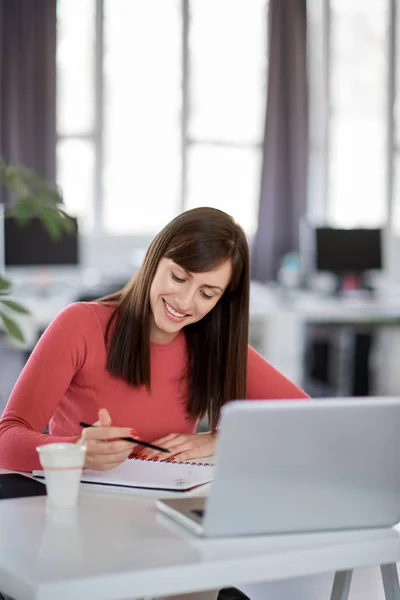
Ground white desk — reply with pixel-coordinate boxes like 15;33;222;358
0;470;400;600
11;284;400;390
249;289;400;394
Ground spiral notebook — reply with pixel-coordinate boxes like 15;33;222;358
33;457;215;492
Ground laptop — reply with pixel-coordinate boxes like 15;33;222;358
156;398;400;537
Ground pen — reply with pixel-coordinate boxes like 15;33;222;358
79;422;170;453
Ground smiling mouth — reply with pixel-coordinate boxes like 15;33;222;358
162;299;189;319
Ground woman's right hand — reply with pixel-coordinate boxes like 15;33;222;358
76;408;139;471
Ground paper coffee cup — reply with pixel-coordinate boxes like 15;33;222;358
36;443;87;509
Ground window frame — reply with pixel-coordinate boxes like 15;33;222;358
308;0;399;231
57;0;267;236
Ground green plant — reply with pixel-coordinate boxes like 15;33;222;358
0;157;74;342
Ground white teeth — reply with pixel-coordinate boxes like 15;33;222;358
165;301;186;318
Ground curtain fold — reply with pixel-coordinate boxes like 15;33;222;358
0;0;57;196
251;0;308;283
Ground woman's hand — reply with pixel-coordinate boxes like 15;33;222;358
140;431;217;462
76;408;139;471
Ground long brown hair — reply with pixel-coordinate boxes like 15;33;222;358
101;207;250;430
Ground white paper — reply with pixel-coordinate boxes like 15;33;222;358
34;457;215;492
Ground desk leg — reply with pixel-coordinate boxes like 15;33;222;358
336;328;355;397
330;570;353;600
381;563;400;600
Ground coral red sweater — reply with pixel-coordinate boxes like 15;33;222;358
0;302;308;471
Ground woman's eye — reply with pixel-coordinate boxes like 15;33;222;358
200;290;213;300
171;272;186;283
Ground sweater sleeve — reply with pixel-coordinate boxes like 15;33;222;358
0;302;96;472
246;345;309;400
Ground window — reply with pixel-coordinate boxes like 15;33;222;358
308;0;395;230
103;0;181;234
56;0;96;231
56;0;268;236
328;0;388;228
393;1;400;231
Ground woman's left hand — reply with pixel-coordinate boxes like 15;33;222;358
139;432;217;462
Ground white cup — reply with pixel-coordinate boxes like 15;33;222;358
36;443;87;509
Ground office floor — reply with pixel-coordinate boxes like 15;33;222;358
166;566;392;600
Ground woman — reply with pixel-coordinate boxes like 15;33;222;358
0;207;308;472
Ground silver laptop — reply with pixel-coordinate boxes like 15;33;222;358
156;398;400;537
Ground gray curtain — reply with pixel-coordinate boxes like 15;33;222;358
0;0;57;194
251;0;308;282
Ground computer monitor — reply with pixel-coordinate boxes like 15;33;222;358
315;228;382;274
4;216;79;267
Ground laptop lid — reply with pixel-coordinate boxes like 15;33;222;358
197;398;400;537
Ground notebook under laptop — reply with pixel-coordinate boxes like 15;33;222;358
156;398;400;537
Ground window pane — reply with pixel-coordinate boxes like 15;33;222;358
56;139;95;232
306;0;329;224
103;0;181;234
189;0;267;144
328;0;388;227
186;145;262;234
395;0;400;148
393;155;400;232
392;5;400;233
57;0;95;135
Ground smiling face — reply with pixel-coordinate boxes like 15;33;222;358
149;258;232;343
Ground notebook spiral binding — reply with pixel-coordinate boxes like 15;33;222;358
133;457;214;466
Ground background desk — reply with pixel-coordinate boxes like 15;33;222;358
0;469;400;600
249;290;400;396
2;284;400;415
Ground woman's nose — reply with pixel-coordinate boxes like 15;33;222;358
176;288;195;311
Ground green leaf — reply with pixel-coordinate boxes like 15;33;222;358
39;209;63;240
1;157;65;229
5;202;75;241
57;209;76;233
0;299;30;315
7;202;36;224
0;278;11;292
0;312;25;343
